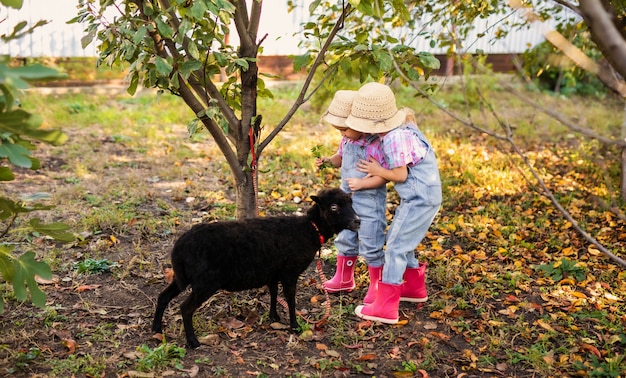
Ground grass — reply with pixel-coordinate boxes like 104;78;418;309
1;76;625;376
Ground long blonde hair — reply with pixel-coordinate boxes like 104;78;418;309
402;107;416;125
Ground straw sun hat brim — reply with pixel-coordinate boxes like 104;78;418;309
321;89;357;128
321;112;349;128
345;108;406;134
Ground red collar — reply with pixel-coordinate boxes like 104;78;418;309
310;222;325;245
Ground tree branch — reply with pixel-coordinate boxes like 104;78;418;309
176;72;245;184
257;3;353;155
510;0;626;96
550;0;582;17
248;0;262;41
389;50;626;268
157;0;240;143
233;0;253;47
577;0;626;87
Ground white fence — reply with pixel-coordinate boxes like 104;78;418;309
0;0;547;58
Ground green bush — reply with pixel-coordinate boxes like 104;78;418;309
0;0;74;312
522;22;608;97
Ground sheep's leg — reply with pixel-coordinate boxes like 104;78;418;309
282;281;300;333
152;281;182;334
268;281;280;322
180;287;217;348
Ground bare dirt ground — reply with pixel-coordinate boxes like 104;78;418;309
3;88;624;378
0;118;484;378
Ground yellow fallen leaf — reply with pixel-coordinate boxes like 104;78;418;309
587;246;601;256
604;293;621;301
535;319;555;332
570;291;588;299
325;349;340;358
429;311;443;319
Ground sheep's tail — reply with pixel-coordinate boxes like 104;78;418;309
172;258;190;291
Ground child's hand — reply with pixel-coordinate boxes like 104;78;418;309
345;177;364;191
312;145;332;169
316;157;332;169
357;158;382;175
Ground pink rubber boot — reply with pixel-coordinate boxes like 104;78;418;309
363;265;382;305
354;282;401;324
323;255;357;292
400;263;428;303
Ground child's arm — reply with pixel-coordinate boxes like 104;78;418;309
357;158;408;183
345;175;387;191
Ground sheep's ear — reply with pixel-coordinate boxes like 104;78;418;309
311;195;320;203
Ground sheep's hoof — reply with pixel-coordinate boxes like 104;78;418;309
187;338;201;349
269;312;280;323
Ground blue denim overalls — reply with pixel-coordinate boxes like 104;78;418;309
381;125;442;284
334;134;387;267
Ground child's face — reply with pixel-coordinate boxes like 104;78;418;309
337;127;363;141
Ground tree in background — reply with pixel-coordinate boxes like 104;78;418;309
73;0;626;263
0;0;74;312
72;0;439;219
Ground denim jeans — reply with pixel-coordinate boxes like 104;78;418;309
382;128;442;284
334;136;386;267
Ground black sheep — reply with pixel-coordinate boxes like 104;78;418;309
152;188;361;348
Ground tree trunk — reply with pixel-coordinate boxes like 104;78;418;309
621;99;626;200
234;169;257;219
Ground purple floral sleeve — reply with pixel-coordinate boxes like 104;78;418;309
382;127;427;169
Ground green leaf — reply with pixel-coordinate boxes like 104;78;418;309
155;18;174;39
0;197;18;220
81;29;97;49
8;64;67;82
293;53;312;72
0;109;67;145
234;58;249;71
134;26;147;44
213;52;228;67
155;57;173;76
0;166;14;181
189;0;208;20
187;40;200;60
29;218;75;243
309;0;322;13
0;245;16;282
0;197;53;220
12;251;51;308
127;72;139;96
180;60;203;79
0;143;32;168
0;0;23;10
374;50;392;71
418;52;441;70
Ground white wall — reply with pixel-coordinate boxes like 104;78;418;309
0;0;545;57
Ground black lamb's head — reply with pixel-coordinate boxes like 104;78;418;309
309;188;360;233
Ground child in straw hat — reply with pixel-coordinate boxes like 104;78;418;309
315;89;388;304
345;82;442;324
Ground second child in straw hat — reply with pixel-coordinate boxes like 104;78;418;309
315;89;388;303
345;82;442;324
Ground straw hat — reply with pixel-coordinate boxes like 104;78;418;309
345;82;406;133
321;90;357;128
